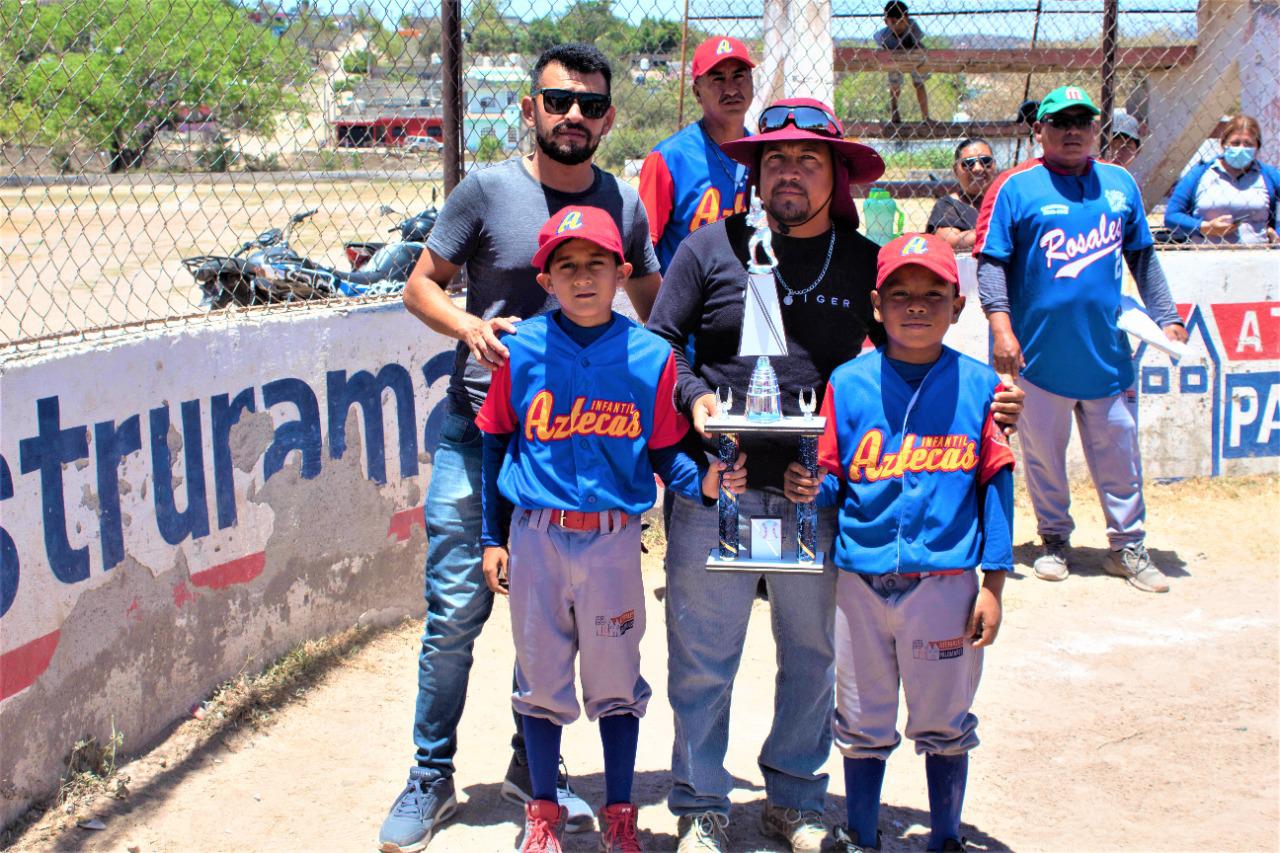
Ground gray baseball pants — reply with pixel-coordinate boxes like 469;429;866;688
507;508;651;726
833;571;983;760
1018;377;1145;548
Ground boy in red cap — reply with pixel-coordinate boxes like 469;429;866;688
787;233;1014;852
476;205;746;853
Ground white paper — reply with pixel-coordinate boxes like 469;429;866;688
1117;295;1193;360
739;272;789;357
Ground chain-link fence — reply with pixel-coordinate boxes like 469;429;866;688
3;0;1275;349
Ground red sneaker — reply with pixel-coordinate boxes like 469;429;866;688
598;802;644;853
518;799;567;853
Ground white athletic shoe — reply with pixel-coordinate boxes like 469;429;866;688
501;754;595;833
1033;535;1070;582
1104;543;1169;593
676;811;729;852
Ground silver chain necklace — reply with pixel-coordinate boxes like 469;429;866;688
774;227;836;305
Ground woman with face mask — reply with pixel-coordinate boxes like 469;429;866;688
1165;114;1279;244
926;137;997;252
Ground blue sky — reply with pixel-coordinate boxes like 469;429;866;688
289;0;1198;42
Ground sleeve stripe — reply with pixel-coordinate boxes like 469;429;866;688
973;159;1041;256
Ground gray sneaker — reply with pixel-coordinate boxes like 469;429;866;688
500;753;594;833
1104;543;1169;593
760;803;828;852
378;770;457;853
1033;535;1070;581
676;811;729;852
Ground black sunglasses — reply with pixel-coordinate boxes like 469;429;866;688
959;155;995;170
757;105;841;138
1044;113;1096;131
532;88;611;119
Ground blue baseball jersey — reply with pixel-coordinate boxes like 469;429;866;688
638;122;749;272
475;313;689;515
816;347;1015;575
974;157;1153;399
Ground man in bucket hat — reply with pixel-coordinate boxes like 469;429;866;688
647;98;1024;853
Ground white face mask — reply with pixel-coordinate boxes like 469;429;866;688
1222;145;1257;170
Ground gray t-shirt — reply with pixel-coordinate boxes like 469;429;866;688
426;156;661;416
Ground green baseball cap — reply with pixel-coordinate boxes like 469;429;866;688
1037;85;1101;120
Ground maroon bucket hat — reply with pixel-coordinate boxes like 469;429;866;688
720;98;885;225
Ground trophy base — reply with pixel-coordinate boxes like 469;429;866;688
705;549;826;575
703;414;825;436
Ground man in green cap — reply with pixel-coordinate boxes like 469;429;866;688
973;85;1188;594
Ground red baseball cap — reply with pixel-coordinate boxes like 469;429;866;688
531;206;626;271
691;36;755;79
875;233;959;290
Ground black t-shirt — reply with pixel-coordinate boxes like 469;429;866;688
647;213;883;491
926;194;980;234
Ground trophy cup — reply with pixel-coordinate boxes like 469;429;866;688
705;190;826;574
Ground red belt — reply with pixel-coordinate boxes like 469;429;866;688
525;509;629;531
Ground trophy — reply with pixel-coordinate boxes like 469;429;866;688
704;190;826;574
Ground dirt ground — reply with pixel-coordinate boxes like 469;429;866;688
6;476;1279;853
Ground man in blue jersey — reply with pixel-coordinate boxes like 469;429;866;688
638;36;755;272
974;85;1188;593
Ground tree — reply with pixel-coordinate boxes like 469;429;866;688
0;0;309;171
556;0;622;47
626;17;683;55
464;0;517;57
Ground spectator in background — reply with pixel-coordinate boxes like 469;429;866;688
1165;114;1279;244
875;1;930;123
1103;111;1142;169
639;36;755;273
926;137;997;251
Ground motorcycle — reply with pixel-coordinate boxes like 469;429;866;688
326;202;439;296
183;199;438;308
182;208;329;309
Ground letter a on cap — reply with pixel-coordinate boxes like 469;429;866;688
556;210;584;234
901;235;929;256
716;38;732;54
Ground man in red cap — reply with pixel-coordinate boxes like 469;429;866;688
638;36;756;273
647;99;1024;853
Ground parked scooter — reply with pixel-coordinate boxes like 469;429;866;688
182;208;329;308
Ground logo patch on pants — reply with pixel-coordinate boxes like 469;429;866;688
913;636;965;661
596;609;636;637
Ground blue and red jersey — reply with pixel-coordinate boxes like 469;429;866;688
475;313;689;515
974;156;1153;399
816;347;1015;575
638;122;749;272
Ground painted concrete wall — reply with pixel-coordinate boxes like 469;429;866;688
949;249;1280;479
1;251;1275;828
0;302;454;828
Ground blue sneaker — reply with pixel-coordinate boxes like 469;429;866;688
378;769;458;852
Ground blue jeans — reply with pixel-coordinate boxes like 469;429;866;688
665;489;838;815
413;412;496;776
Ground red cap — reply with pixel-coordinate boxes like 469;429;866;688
531;206;626;271
875;233;959;289
691;36;755;79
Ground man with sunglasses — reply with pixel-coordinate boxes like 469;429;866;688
639;36;755;273
648;98;1023;853
975;85;1187;595
384;43;661;853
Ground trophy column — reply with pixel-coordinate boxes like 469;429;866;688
717;433;740;560
796;434;819;563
